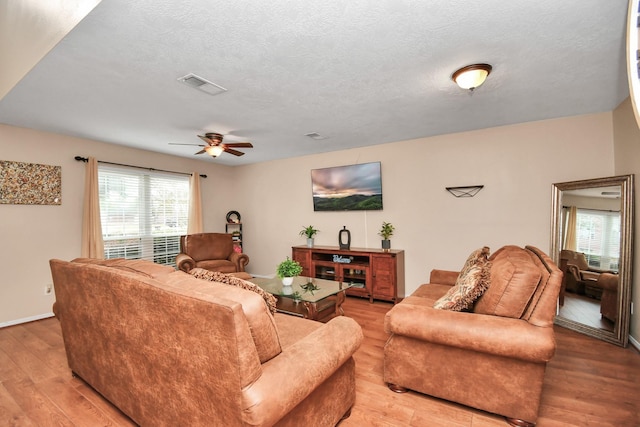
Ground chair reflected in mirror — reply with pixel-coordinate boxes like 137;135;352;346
559;250;617;301
558;249;617;332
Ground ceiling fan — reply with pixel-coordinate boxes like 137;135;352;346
169;132;253;157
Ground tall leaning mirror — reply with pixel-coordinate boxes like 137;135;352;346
551;175;634;347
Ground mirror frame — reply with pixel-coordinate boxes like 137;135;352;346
551;175;634;347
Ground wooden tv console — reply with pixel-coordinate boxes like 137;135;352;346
292;245;405;303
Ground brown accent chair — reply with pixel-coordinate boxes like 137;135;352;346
383;245;562;427
50;257;362;427
558;250;617;305
598;272;619;323
560;249;614;293
176;232;249;274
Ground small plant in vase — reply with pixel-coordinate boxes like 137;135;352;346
379;221;395;250
299;225;319;247
276;257;303;286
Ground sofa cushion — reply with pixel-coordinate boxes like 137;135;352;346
411;284;453;305
433;247;491;311
189;268;277;314
196;259;237;273
162;270;282;363
474;245;542;318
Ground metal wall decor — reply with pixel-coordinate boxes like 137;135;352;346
226;210;241;223
446;185;484;198
0;160;62;205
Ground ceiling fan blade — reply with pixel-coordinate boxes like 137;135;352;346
197;134;214;145
223;147;245;156
194;149;206;155
170;143;206;147
223;142;253;148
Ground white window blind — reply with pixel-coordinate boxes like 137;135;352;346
575;208;621;271
98;164;190;267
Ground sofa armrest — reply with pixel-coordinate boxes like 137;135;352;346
229;252;250;272
429;269;459;286
597;273;618;291
385;304;555;363
566;264;581;280
176;253;195;273
583;266;617;275
241;316;363;426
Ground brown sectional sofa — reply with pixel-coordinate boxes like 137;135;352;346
383;245;562;427
50;257;363;427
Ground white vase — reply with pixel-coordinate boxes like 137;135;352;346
282;276;294;286
306;238;314;248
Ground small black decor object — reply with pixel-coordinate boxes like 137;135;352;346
338;226;351;250
226;210;241;223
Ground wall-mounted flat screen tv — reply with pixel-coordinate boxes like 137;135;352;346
311;161;383;211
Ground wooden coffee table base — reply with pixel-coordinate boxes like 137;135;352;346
275;290;346;322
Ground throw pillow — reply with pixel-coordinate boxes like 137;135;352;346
189;268;277;314
433;246;491;311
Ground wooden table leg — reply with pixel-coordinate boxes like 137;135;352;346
334;290;346;316
303;301;318;320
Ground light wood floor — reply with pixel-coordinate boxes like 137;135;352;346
1;297;639;426
558;292;614;331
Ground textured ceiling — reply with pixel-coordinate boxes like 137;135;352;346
0;0;630;166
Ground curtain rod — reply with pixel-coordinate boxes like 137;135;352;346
562;205;619;213
74;156;207;178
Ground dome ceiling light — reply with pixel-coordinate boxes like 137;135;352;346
451;64;493;91
205;145;224;157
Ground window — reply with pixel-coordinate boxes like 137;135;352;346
98;165;190;267
575;208;620;271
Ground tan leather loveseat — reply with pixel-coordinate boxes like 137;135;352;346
383;245;561;427
50;258;362;427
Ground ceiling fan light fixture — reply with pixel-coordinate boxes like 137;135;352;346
452;63;492;91
205;145;224;157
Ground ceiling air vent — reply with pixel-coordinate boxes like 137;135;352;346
305;132;328;140
177;73;227;96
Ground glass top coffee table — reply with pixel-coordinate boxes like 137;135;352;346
249;276;352;322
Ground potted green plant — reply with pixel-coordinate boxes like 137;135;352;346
299;225;319;247
276;256;303;286
379;221;395;250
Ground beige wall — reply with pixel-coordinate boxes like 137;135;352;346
1;112;625;342
236;113;615;296
0;124;234;326
0;0;102;100
612;97;640;341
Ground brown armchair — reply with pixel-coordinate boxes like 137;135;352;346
176;233;249;274
559;249;615;296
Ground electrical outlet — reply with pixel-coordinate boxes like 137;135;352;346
631;302;634;316
44;284;52;295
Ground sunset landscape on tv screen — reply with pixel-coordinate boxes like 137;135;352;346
311;162;383;211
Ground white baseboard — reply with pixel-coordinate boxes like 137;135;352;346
0;312;54;329
629;334;640;351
